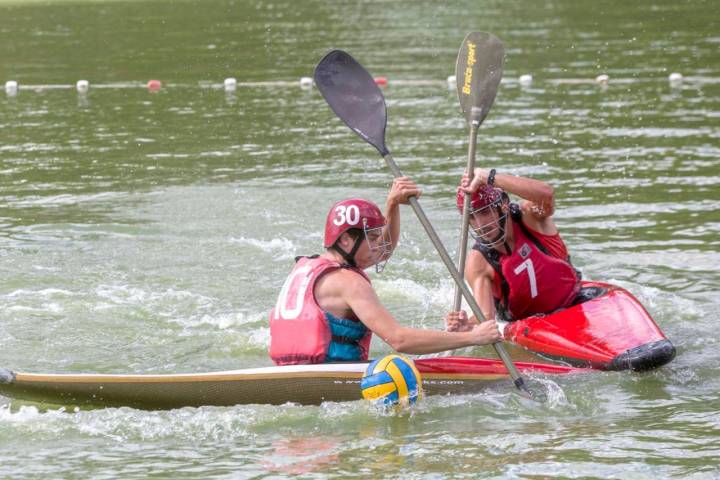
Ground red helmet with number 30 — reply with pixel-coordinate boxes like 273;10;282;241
323;198;386;248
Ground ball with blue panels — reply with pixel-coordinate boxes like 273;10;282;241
360;354;423;408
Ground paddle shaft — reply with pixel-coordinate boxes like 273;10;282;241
453;115;480;309
381;152;529;393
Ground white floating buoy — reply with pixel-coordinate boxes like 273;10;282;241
5;80;18;96
447;75;456;90
668;72;683;87
299;76;313;89
595;74;609;86
519;74;533;88
224;77;237;92
76;80;89;94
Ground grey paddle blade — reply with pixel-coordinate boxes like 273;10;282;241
455;32;505;125
314;50;389;156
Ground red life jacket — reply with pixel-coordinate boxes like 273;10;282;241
269;256;372;365
473;204;580;320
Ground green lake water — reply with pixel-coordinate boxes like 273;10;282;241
1;0;719;478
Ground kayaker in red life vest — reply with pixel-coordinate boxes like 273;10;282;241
269;177;502;366
446;168;581;331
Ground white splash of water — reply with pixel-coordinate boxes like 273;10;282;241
229;236;297;260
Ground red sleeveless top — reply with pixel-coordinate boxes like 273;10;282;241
490;220;580;319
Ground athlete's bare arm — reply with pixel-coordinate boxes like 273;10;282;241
317;269;500;354
463;168;558;235
383;176;421;251
465;249;499;321
444;249;497;332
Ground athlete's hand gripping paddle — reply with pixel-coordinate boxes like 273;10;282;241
452;32;504;313
314;49;536;400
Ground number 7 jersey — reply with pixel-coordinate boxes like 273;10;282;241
473;207;580;320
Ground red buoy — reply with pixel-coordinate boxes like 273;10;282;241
147;79;162;92
374;76;388;87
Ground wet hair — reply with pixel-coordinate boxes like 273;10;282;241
342;228;362;241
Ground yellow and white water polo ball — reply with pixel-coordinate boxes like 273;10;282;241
360;354;423;407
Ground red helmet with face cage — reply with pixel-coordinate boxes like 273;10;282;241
456;185;503;212
323;198;386;248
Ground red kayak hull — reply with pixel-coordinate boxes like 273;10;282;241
503;281;675;371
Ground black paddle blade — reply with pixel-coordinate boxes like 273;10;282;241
314;50;389;156
455;32;505;125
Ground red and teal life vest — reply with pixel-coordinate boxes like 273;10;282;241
269;256;372;365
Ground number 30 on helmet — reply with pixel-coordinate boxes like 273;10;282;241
323;198;386;248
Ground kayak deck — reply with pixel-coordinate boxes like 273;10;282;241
0;357;579;410
503;281;676;371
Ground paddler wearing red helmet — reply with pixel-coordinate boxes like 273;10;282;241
269;177;502;365
446;168;581;332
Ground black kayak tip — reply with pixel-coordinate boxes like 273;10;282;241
610;340;676;371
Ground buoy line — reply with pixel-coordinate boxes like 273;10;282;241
4;73;715;97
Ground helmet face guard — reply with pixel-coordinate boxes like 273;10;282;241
457;186;509;249
469;203;508;248
363;221;392;273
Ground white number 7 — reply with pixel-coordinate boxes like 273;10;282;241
513;259;538;298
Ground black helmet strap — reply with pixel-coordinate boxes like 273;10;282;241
331;231;364;268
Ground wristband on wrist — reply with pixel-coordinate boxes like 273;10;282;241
487;168;497;186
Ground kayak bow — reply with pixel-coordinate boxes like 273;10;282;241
503;281;676;371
